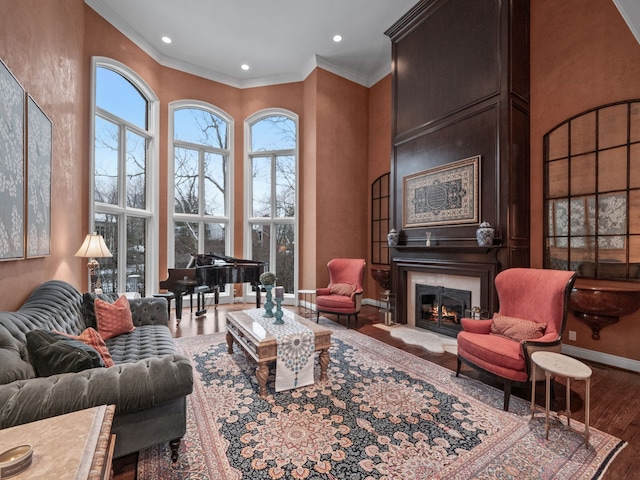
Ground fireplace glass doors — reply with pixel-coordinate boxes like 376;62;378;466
416;285;471;336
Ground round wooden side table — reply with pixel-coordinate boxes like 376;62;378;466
530;351;592;446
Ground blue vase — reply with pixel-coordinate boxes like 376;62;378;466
263;285;274;317
476;221;495;246
273;298;284;325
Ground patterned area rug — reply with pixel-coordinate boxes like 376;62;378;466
138;321;626;479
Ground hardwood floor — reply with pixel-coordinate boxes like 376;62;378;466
113;303;640;479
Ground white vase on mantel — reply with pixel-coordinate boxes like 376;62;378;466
476;221;495;246
387;229;399;246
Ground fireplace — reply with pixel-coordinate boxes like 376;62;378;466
415;285;471;335
398;262;493;336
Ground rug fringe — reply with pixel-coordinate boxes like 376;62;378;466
592;439;628;480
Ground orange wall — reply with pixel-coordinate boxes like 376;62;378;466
366;75;393;297
313;69;370;289
531;0;640;359
301;70;319;290
0;0;87;308
4;0;640;363
0;1;372;309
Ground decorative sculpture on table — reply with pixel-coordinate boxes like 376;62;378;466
260;271;276;317
273;286;285;325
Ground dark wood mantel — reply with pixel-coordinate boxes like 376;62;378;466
385;0;530;325
391;246;502;329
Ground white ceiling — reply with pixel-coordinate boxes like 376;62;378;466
614;0;640;45
85;0;419;89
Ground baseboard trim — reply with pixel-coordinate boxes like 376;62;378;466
363;298;384;308
561;344;640;373
363;298;640;373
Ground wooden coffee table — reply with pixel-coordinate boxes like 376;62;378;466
225;310;332;397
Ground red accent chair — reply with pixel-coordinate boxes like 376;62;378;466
316;259;366;329
456;268;576;411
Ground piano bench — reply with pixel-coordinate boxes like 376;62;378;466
192;286;212;315
193;285;211;295
153;292;175;317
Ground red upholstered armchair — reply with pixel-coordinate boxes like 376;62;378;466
316;259;366;329
456;268;576;411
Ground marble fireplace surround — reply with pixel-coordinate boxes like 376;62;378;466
408;272;481;328
393;257;499;335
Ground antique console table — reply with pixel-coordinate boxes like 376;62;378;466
569;279;640;339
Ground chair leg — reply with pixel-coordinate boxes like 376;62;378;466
503;382;512;411
346;314;350;329
455;358;462;377
316;311;320;323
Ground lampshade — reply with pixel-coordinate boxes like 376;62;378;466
75;232;113;258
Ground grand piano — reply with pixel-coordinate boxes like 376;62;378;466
159;252;266;321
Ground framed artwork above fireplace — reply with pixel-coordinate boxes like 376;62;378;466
403;155;480;228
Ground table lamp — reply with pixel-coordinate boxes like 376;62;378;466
75;232;113;292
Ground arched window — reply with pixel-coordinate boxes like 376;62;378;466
246;110;298;298
169;102;232;272
91;58;158;296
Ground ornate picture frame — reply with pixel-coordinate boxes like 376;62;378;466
26;95;52;258
0;59;25;261
403;155;480;228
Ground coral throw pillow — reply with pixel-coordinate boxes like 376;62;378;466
329;283;356;296
491;314;546;341
94;295;136;341
58;327;115;368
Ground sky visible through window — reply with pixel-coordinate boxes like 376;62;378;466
96;67;147;129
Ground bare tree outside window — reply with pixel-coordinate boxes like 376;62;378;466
173;106;230;267
249;114;297;294
93;65;151;296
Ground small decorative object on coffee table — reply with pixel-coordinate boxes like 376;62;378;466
476;221;495;246
260;272;276;318
273;286;284;324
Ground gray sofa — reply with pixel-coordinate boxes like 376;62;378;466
0;280;193;461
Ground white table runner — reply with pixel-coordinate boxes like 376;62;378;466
243;308;316;392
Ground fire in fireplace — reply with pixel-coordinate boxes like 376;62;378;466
415;285;472;336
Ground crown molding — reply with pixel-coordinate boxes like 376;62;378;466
614;0;640;46
85;0;380;89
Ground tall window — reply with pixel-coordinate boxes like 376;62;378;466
246;110;298;296
92;59;158;296
170;103;231;269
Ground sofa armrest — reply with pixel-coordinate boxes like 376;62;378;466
0;354;193;429
129;297;169;327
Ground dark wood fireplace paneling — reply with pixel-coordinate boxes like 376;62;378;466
385;0;530;323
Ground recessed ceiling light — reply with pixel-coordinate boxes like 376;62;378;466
241;64;250;71
333;34;343;43
161;36;172;44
